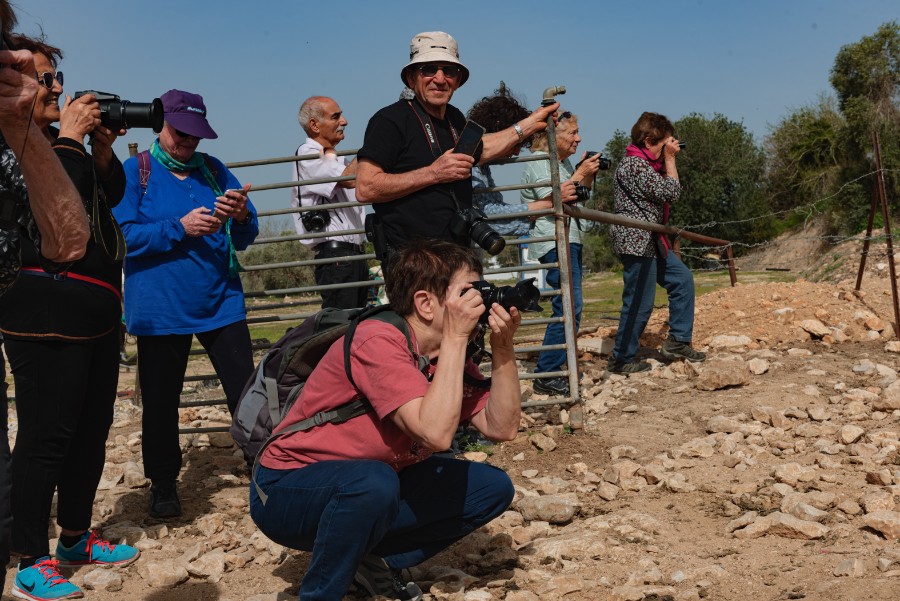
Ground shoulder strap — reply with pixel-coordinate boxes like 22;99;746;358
138;150;151;193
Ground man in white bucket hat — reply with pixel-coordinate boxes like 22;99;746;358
356;31;558;273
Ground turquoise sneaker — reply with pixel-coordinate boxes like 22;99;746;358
12;557;83;600
55;529;140;568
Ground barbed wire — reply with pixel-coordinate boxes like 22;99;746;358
672;168;898;233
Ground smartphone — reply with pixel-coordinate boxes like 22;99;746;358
453;120;485;156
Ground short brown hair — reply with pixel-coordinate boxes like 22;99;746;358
630;111;674;146
7;32;62;67
385;240;483;317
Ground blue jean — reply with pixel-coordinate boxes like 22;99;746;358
612;252;696;364
250;455;514;601
536;244;583;374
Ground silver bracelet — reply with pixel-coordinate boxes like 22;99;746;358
512;123;524;142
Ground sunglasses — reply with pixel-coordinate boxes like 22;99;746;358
418;64;461;79
173;128;199;140
559;111;572;121
37;71;63;90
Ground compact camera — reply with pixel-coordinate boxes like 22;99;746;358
300;209;331;233
449;207;505;256
467;278;542;323
72;91;164;132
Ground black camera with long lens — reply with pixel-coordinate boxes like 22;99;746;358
300;209;330;233
449;207;505;256
72;91;164;132
678;141;686;149
585;151;611;170
468;278;542;323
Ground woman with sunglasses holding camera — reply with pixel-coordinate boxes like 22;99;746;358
0;34;140;600
520;111;601;397
112;89;259;524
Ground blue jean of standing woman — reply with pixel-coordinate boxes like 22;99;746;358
612;252;695;363
535;244;583;374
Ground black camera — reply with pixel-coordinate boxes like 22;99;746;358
585;151;612;170
468;278;542;322
301;209;331;233
678;142;686;149
72;91;164;132
449;207;505;256
574;185;592;202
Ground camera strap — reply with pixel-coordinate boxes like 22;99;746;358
407;99;458;160
407;99;466;214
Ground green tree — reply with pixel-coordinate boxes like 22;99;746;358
763;95;845;215
670;113;775;257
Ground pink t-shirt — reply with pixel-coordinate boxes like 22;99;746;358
261;319;490;471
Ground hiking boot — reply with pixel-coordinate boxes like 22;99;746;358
55;529;140;568
660;338;706;363
533;376;569;396
606;359;651;375
353;554;422;601
13;557;83;600
149;481;182;518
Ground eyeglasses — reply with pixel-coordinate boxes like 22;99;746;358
559;111;572;121
418;64;461;79
173;128;199;140
36;71;63;90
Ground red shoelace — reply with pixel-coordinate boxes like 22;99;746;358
33;558;67;586
84;529;115;558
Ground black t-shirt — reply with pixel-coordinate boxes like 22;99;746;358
357;99;482;250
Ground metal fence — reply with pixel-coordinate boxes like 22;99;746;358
141;109;736;435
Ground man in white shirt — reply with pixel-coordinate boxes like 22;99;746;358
292;96;368;309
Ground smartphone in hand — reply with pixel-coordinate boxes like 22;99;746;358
453;120;485;156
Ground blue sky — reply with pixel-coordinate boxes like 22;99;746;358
18;0;898;214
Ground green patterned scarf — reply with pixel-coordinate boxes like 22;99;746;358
150;140;244;278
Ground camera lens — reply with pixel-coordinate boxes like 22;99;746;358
120;98;164;133
495;278;541;313
469;221;505;255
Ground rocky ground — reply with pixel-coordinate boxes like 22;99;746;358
5;258;900;599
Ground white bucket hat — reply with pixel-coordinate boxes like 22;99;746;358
400;31;469;87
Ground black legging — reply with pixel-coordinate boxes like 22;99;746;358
6;330;118;558
137;320;253;483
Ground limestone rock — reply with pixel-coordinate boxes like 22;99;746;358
860;490;895;514
138;560;189;588
839;425;866;445
833;558;865;577
187;549;226;582
733;512;829;540
747;358;770;375
864;511;900;540
875;380;900;411
82;569;123;592
515;495;578;524
707;415;742;434
529;433;557;452
800;319;831;338
696;360;750;391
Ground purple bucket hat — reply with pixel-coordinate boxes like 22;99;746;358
160;89;218;139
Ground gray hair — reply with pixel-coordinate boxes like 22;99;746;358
297;96;329;137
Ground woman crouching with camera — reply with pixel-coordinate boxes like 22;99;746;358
520;111;601;396
608;111;706;375
0;34;139;600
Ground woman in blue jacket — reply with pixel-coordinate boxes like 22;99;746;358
113;89;259;519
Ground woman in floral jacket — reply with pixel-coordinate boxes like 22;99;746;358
609;112;706;374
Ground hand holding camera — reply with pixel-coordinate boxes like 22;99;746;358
59;94;101;142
